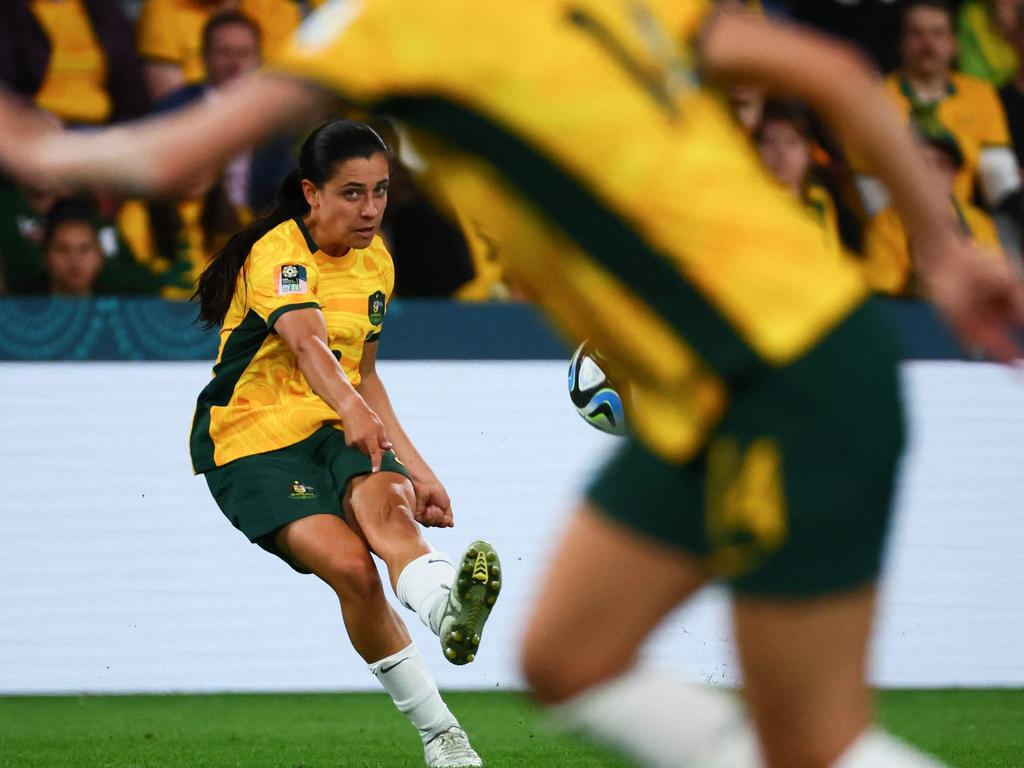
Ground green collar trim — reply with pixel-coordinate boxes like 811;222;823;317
294;217;319;254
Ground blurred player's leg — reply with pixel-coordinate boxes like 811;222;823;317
734;588;947;768
522;505;763;767
521;505;708;702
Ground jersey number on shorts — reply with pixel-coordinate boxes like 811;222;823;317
704;436;788;578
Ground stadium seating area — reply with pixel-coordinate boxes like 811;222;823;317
2;0;1023;306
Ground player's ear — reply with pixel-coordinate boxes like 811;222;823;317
300;178;319;208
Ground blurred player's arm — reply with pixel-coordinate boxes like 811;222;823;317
700;12;948;251
0;74;331;197
357;341;454;528
699;11;1024;361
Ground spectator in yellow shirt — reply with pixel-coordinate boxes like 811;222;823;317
755;101;842;254
136;0;301;100
0;0;149;125
854;0;1022;224
864;126;1003;296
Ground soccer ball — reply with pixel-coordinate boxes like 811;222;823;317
567;342;628;436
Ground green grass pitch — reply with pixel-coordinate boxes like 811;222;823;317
1;689;1021;767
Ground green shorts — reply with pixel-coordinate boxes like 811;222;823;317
203;426;411;572
588;301;905;598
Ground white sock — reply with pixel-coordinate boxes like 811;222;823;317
833;729;948;767
550;668;762;768
369;643;458;744
396;552;455;635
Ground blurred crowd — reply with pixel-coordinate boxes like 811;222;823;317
1;0;1023;302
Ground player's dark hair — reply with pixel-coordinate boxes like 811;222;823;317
193;120;390;328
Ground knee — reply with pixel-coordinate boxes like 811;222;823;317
520;624;620;705
319;549;383;602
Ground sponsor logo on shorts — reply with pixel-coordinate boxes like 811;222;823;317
289;480;318;500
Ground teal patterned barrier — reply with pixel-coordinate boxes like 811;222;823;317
0;299;214;361
0;297;966;361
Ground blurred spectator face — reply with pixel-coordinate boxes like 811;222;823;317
900;5;957;80
757;119;812;195
204;21;261;87
45;220;104;295
921;143;959;192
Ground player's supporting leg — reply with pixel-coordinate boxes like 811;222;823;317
276;514;480;766
347;473;501;664
733;589;948;768
520;505;765;767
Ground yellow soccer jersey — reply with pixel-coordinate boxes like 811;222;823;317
873;72;1011;202
273;0;867;462
137;0;301;84
30;0;111;124
863;199;1001;296
190;217;394;472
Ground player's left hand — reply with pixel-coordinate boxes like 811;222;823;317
412;476;454;528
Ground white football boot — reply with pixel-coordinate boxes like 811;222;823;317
423;726;483;767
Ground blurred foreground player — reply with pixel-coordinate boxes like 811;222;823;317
1;1;1023;767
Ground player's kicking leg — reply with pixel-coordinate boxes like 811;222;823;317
346;474;502;665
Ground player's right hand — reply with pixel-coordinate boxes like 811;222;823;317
338;394;392;473
915;230;1024;364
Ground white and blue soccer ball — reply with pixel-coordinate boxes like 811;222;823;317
567;342;628;437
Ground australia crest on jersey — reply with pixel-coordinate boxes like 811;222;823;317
277;264;308;296
368;290;386;326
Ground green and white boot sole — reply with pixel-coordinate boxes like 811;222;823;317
440;541;501;665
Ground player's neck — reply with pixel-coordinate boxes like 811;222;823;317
302;216;351;258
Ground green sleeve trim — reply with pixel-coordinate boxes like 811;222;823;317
365;330;382;343
373;94;764;388
267;301;321;332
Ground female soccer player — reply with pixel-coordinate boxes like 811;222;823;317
167;119;498;768
0;2;1022;767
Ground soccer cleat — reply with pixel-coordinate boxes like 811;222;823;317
423;726;483;767
440;541;501;665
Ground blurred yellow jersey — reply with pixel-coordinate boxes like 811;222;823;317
274;0;867;462
190;218;394;472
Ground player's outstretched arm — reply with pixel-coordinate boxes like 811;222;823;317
276;307;392;472
0;74;328;197
357;342;454;528
700;11;1024;362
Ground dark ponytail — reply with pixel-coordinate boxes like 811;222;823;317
193;119;390;328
